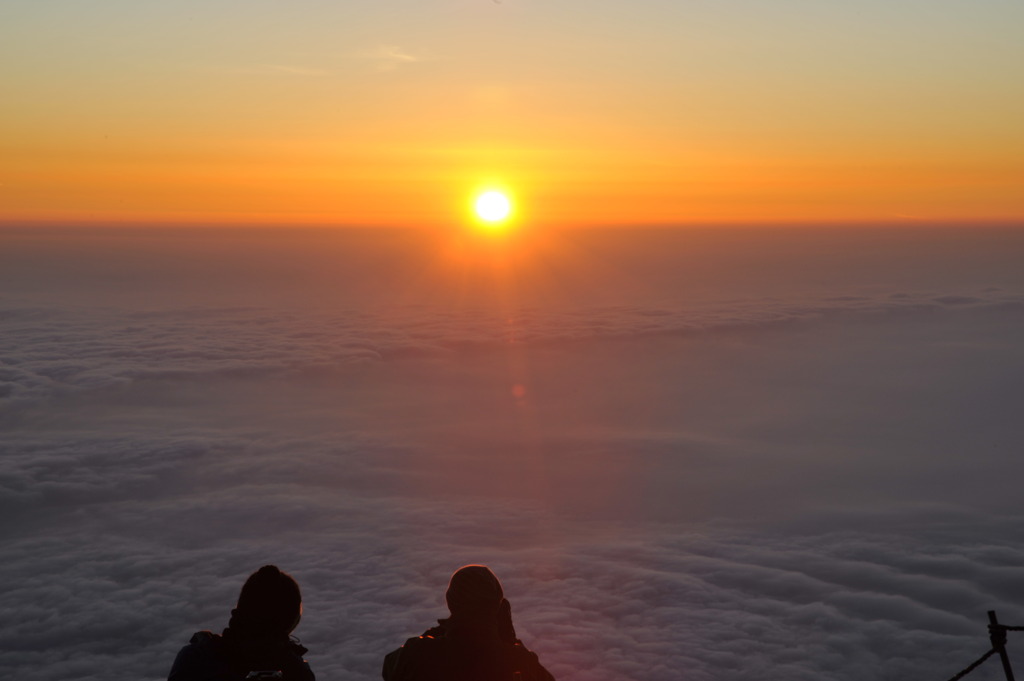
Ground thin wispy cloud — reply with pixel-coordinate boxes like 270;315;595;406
360;45;422;71
208;64;330;77
259;64;331;76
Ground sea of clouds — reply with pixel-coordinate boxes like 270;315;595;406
2;226;1024;681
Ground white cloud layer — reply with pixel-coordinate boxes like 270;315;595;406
3;288;1020;410
2;227;1024;680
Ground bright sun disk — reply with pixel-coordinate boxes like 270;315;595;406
474;190;512;223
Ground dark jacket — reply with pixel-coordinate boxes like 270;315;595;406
382;620;555;681
168;630;315;681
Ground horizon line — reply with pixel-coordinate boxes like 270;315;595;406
3;219;1024;232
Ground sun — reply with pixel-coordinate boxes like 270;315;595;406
474;190;512;224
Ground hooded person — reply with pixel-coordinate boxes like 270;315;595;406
382;565;555;681
168;565;315;681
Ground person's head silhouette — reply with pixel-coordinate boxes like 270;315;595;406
445;564;503;617
230;564;303;638
444;564;517;643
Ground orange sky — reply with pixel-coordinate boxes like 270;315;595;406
2;1;1022;228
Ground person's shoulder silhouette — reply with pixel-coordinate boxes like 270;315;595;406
382;564;555;681
168;565;315;681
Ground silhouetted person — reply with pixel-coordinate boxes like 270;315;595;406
382;564;555;681
168;565;314;681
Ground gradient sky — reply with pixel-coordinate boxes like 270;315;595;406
2;0;1023;227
